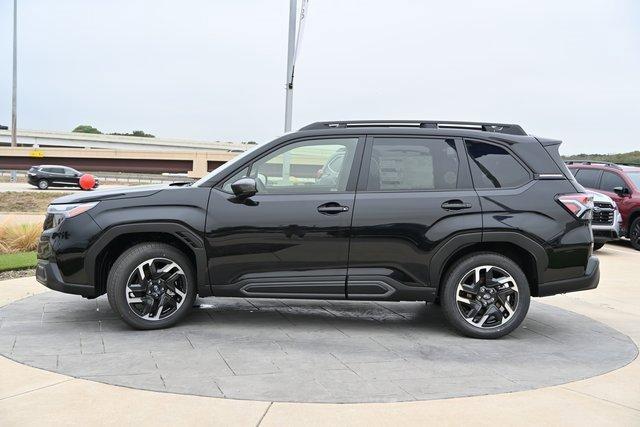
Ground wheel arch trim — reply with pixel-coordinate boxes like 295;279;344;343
429;231;547;292
85;222;209;295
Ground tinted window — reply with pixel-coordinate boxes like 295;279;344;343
249;138;358;194
599;172;626;192
366;138;458;191
466;141;529;188
628;172;640;189
574;169;602;189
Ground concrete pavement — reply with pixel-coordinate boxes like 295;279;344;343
0;244;638;425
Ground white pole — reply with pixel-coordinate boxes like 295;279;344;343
284;0;296;133
10;0;18;183
282;0;297;184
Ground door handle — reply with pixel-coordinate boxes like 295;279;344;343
441;200;472;211
317;202;350;214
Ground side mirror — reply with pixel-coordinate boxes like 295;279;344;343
613;186;630;197
231;177;257;199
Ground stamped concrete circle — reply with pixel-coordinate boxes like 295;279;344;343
0;292;636;403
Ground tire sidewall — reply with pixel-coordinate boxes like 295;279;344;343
630;218;640;251
441;253;531;339
107;243;196;329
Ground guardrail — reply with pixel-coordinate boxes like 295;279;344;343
0;170;192;185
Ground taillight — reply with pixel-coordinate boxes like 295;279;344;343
557;193;593;219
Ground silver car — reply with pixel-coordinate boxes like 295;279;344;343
589;190;622;250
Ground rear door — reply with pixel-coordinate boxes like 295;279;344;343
347;135;482;299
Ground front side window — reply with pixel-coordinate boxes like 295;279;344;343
366;138;458;191
599;171;626;192
466;141;530;189
627;172;640;190
248;138;359;194
574;169;602;189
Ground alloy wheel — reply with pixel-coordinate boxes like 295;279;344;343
631;221;640;249
125;258;188;320
455;265;519;329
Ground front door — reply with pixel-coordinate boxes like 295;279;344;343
347;135;482;299
205;136;363;299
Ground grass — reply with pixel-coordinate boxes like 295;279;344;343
0;221;41;254
0;251;37;272
0;191;72;213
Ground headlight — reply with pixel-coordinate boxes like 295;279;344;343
47;202;99;227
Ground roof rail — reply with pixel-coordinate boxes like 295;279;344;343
564;159;623;170
299;120;527;136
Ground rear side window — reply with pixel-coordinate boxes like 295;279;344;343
366;138;459;191
573;169;602;189
465;141;529;189
599;171;626;192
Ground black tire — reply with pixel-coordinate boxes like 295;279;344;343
630;217;640;251
106;242;196;330
440;252;531;339
593;242;605;251
37;179;49;190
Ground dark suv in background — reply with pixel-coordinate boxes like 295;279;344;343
28;165;99;190
566;160;640;250
36;120;599;339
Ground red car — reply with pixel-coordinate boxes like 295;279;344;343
567;160;640;250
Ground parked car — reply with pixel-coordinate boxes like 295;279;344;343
37;120;599;339
584;190;622;250
27;165;99;190
566;160;640;250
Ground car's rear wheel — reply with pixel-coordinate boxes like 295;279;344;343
440;253;530;339
37;179;49;190
107;242;196;329
593;242;605;251
630;218;640;251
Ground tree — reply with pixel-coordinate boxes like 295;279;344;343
72;125;102;134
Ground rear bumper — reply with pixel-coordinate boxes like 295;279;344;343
537;255;599;297
36;260;97;298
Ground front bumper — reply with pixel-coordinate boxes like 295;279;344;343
537;255;599;297
592;227;619;243
36;259;97;298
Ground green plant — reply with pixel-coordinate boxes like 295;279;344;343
72;124;102;134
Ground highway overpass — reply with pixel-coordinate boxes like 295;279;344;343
0;130;249;177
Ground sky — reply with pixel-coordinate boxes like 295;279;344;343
0;0;639;154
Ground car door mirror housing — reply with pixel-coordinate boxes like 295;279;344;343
613;186;630;197
231;177;258;198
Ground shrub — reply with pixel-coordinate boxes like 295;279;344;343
0;220;41;254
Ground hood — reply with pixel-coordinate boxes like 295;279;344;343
586;190;614;204
50;184;169;205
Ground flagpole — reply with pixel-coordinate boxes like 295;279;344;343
10;0;18;183
284;0;296;133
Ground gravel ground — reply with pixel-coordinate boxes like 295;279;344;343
0;269;35;281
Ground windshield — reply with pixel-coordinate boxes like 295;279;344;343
628;172;640;189
192;146;259;187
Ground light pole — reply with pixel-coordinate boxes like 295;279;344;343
10;0;18;182
283;0;297;133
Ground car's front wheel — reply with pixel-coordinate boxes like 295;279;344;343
37;179;49;190
440;253;530;339
106;242;196;329
630;217;640;251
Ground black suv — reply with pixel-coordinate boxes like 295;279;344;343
36;121;599;338
28;165;99;190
